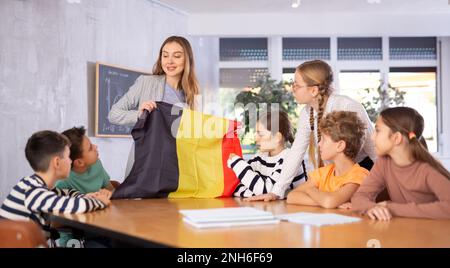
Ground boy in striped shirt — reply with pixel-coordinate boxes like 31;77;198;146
0;130;110;246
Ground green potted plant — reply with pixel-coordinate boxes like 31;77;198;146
362;80;406;123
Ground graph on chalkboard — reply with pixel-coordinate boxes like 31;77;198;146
95;62;150;137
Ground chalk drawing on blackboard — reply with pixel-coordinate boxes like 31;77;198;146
95;62;150;137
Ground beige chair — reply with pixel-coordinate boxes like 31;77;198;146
0;219;47;248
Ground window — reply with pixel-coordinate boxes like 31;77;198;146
389;37;437;60
339;71;382;106
338;37;382;60
282;68;296;84
389;67;438;152
220;38;268;61
219;68;269;118
282;38;330;61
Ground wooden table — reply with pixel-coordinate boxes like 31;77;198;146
48;198;450;248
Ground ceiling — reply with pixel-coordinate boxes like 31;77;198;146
157;0;450;14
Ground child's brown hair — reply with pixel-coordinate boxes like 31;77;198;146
25;130;71;172
380;107;450;180
258;110;294;144
62;126;86;167
319;111;366;160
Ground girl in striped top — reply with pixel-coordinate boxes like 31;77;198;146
228;110;306;197
0;131;110;244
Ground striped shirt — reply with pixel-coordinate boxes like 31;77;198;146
228;149;307;198
0;174;107;232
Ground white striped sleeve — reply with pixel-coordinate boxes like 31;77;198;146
2;198;29;215
233;184;256;198
68;189;84;198
24;187;106;214
40;194;58;212
247;154;263;171
228;156;282;195
10;188;26;201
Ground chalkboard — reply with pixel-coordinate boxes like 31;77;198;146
95;62;150;137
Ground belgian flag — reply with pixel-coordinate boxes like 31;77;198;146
112;102;242;199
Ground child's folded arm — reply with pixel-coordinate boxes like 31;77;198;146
53;187;84;198
304;183;360;209
286;180;319;206
25;187;106;214
286;189;320;206
233;184;257;198
386;201;450;220
386;171;450;219
228;156;278;195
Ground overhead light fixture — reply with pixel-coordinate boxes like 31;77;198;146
291;0;300;8
367;0;381;4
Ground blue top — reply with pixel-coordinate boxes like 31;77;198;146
163;83;186;107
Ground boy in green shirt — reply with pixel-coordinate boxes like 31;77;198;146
56;126;115;247
57;126;114;193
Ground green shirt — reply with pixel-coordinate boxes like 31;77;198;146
56;160;110;194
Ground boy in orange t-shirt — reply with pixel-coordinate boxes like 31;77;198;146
287;111;369;208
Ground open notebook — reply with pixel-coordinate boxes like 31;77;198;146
276;212;361;227
179;207;280;229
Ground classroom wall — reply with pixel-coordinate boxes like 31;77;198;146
0;0;193;202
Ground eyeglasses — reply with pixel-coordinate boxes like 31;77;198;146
291;81;319;93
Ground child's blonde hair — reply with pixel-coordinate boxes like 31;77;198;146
296;60;334;168
319;111;366;160
380;107;450;180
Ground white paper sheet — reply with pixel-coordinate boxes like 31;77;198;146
183;217;280;229
179;207;275;223
276;212;361;227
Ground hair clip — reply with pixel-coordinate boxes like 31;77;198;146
408;132;417;140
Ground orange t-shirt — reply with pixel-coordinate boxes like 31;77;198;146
309;163;369;192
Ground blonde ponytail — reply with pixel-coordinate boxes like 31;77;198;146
299;60;333;169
